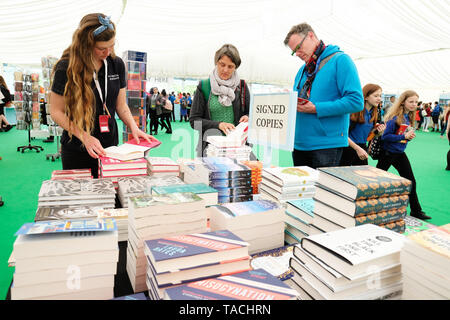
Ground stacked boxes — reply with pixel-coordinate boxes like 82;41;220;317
122;50;148;142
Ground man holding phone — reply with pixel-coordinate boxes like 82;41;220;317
284;23;364;168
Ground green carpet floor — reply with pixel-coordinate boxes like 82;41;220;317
0;121;449;299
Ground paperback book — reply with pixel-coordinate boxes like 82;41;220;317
262;166;318;187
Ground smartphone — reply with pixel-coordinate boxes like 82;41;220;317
297;97;309;105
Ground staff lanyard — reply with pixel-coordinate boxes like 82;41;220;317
93;59;111;117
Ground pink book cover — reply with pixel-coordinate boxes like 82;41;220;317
126;137;162;149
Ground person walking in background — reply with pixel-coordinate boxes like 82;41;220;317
158;89;172;134
147;87;160;135
422;103;432;132
340;84;385;166
283;22;363;168
431;101;442;132
416;101;423;130
169;91;176;121
180;93;188;122
376;90;431;220
0;75;13;132
440;104;449;139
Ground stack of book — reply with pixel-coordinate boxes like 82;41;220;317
10;219;119;300
205;122;251;161
403;215;437;236
144;229;251;299
209;200;285;254
117;175;185;208
104;137;161;162
34;205;100;222
313;166;412;234
95;208;129;242
151;183;218;207
98;157;147;179
163;269;298;300
260;166;318;204
401;224;450;299
37;179;116;209
146;157;180;177
240;160;263;194
289;224;404;300
205;145;253;162
51;169;92;180
284;198;316;244
126;193;209;293
195;157;253;204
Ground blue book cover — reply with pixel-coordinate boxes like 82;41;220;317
15;218;117;236
201;157;251;180
112;292;148;300
164;268;298;300
215;186;253;197
210;178;252;188
218;194;253;204
286;198;314;217
152;183;218;195
144;230;248;264
214;200;280;217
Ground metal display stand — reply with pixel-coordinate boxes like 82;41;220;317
46;126;62;161
17;119;43;153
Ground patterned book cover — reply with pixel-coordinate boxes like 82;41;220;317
94;208;128;220
213;200;280;217
34;206;102;222
402;216;437;236
130;192;203;209
355;207;407;226
378;219;406;234
262;166;318;187
318;165;412;200
118;175;184;195
406;224;450;258
210;178;252;188
152;183;217;195
215;186;253;197
250;245;295;281
38;179;116;199
144;230;248;266
164;269;298;300
15;218;117;236
353;194;410;215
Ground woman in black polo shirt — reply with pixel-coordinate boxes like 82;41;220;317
50;13;153;177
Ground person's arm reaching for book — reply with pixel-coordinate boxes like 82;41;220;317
50;91;106;159
116;88;154;144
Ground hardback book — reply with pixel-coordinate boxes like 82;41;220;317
198;157;252;180
301;224;404;280
51;169;92;180
38;179;116;200
210;177;252;189
259;183;315;201
285;210;313;234
104;143;151;161
250;245;295;281
95;208;128;220
285;228;305;245
317;165;412;200
314;187;410;217
163;268;298;300
147;157;180;172
403;215;437;236
262;177;315;194
286;198;315;225
313;198;408;228
128;193;205;219
215;186;253;197
34;206;102;222
285;277;313;300
100;168;148;178
144;230;249;274
125;136;162;149
379;219;406;234
209;200;284;231
293;245;402;293
285;223;310;242
206;122;248;148
151;183;218;207
99;157;147;170
118;175;185;195
262;166;318;187
218;194;253;204
37;199;115;209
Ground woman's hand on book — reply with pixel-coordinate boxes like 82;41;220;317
131;128;154;144
82;133;106;159
219;122;235;135
239;115;249;123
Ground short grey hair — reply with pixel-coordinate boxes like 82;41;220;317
283;23;316;45
214;44;241;68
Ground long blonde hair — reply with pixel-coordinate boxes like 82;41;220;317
0;76;8;90
53;13;116;139
384;90;418;127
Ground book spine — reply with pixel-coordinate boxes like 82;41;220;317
218;194;253;204
216;187;253;197
210;178;252;188
209;170;252;180
354;195;409;215
354;207;407;226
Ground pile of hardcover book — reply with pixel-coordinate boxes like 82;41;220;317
289;224;404;300
144;229;251;299
117;175;185;208
259;166;318;204
151;183;218;207
194;157;253;204
126;193;209;293
10;219;119;300
96;208;129;242
51;169;92;180
401;224;450;299
284;198;317;244
313;165;411;234
146;156;180;177
98;157;147;181
209;200;285;254
205;122;251;161
37;179;116;209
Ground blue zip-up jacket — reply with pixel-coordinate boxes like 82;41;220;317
293;45;364;151
381;115;410;154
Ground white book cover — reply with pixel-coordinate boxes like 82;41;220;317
263;166;318;187
104;143;150;161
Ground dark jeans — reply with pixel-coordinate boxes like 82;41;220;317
292;147;343;169
161;112;172;132
61;146;99;178
376;151;422;214
149;109;158;134
340;144;368;166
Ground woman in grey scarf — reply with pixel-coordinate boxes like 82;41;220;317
189;44;250;157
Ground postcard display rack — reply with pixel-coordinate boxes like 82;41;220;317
14;71;44;153
42;56;63;161
122;50;147;142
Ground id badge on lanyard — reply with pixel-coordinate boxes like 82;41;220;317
94;59;111;133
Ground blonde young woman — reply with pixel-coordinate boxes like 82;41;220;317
376;90;430;220
50;13;153;177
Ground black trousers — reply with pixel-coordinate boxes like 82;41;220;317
148;109;158;134
340;144;368;166
292;147;343;169
61;146;99;178
376;151;422;214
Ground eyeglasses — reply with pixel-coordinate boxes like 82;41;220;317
291;33;308;56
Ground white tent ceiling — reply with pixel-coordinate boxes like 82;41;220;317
1;0;449;99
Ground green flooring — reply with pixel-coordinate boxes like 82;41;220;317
0;121;449;299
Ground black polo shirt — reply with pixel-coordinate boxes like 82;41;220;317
51;55;127;152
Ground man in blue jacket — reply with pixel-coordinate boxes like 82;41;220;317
284;23;364;168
